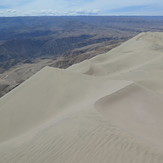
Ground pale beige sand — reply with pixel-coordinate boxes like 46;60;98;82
1;32;163;162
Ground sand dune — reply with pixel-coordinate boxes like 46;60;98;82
0;32;163;162
68;32;163;76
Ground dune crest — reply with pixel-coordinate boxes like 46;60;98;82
1;32;163;162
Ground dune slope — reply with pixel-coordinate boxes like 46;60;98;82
1;32;163;162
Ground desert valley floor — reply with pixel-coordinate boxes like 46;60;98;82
0;32;163;162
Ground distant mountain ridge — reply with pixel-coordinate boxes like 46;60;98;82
0;16;163;71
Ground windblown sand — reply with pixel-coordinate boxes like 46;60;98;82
0;32;163;162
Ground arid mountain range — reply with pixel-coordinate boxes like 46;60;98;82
0;16;163;97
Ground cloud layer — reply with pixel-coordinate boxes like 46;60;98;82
0;0;162;16
0;9;100;16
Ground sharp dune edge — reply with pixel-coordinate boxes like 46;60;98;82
1;32;163;162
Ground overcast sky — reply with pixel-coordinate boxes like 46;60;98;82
0;0;163;16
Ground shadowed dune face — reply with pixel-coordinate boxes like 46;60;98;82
1;32;163;162
95;84;163;146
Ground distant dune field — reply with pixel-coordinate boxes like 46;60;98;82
0;32;163;162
